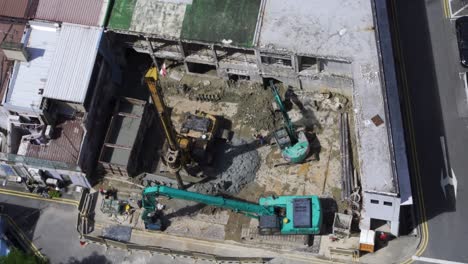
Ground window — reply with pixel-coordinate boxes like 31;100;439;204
383;201;393;206
261;56;292;66
186;62;217;75
260;52;292;67
370;199;379;204
298;56;318;72
215;47;256;64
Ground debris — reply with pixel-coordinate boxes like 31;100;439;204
202;80;211;86
195;138;260;194
332;213;352;238
233;88;281;131
169;70;184;82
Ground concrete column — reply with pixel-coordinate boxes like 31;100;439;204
390;220;399;237
292;54;300;73
254;49;264;76
178;41;190;73
359;217;371;231
211;45;219;66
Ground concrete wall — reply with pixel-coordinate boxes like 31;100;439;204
131;35;355;94
361;192;400;236
0;107;9;130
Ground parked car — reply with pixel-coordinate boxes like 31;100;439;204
456;16;468;67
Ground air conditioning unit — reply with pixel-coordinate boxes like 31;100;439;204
0;42;29;62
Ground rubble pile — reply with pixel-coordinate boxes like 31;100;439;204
233;88;281;131
195;138;260;195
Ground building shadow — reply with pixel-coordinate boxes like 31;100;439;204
390;0;456;228
0;203;42;241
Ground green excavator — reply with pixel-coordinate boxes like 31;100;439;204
269;81;310;163
141;185;322;235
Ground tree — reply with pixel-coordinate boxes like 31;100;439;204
0;248;48;264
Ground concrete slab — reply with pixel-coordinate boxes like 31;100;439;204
259;0;395;194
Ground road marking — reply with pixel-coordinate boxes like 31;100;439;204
443;0;450;18
412;256;467;264
387;1;430;264
440;136;458;198
440;168;458;198
0;188;79;206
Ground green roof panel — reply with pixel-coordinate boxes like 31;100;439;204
108;0;137;30
181;0;261;47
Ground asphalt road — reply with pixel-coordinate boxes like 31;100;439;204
392;0;468;262
0;193;216;264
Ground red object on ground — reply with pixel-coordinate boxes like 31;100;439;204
79;240;86;247
379;232;388;241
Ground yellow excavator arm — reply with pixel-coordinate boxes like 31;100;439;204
144;67;178;151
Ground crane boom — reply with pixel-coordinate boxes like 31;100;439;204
144;67;178;151
142;185;274;218
141;185;322;235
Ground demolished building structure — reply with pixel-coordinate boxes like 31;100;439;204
106;0;412;236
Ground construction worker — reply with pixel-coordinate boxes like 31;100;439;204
124;204;131;215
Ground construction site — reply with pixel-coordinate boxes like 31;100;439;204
0;0;416;262
92;52;355;252
77;0;416;261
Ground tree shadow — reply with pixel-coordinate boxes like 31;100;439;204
64;252;112;264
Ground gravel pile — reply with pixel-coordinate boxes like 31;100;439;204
195;138;260;195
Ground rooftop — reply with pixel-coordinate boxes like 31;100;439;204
35;0;109;26
0;22;25;104
108;0;188;39
43;23;102;103
257;0;400;195
3;22;102;114
0;0;36;19
181;0;261;47
19;118;84;165
4;21;59;114
108;0;261;46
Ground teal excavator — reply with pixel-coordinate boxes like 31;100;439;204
141;185;322;235
269;81;310;163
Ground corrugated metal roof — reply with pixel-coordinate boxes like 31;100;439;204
35;0;108;26
44;23;102;103
4;22;60;114
0;0;35;19
0;22;26;103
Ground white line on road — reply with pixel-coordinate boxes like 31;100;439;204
439;136;458;199
412;256;468;264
